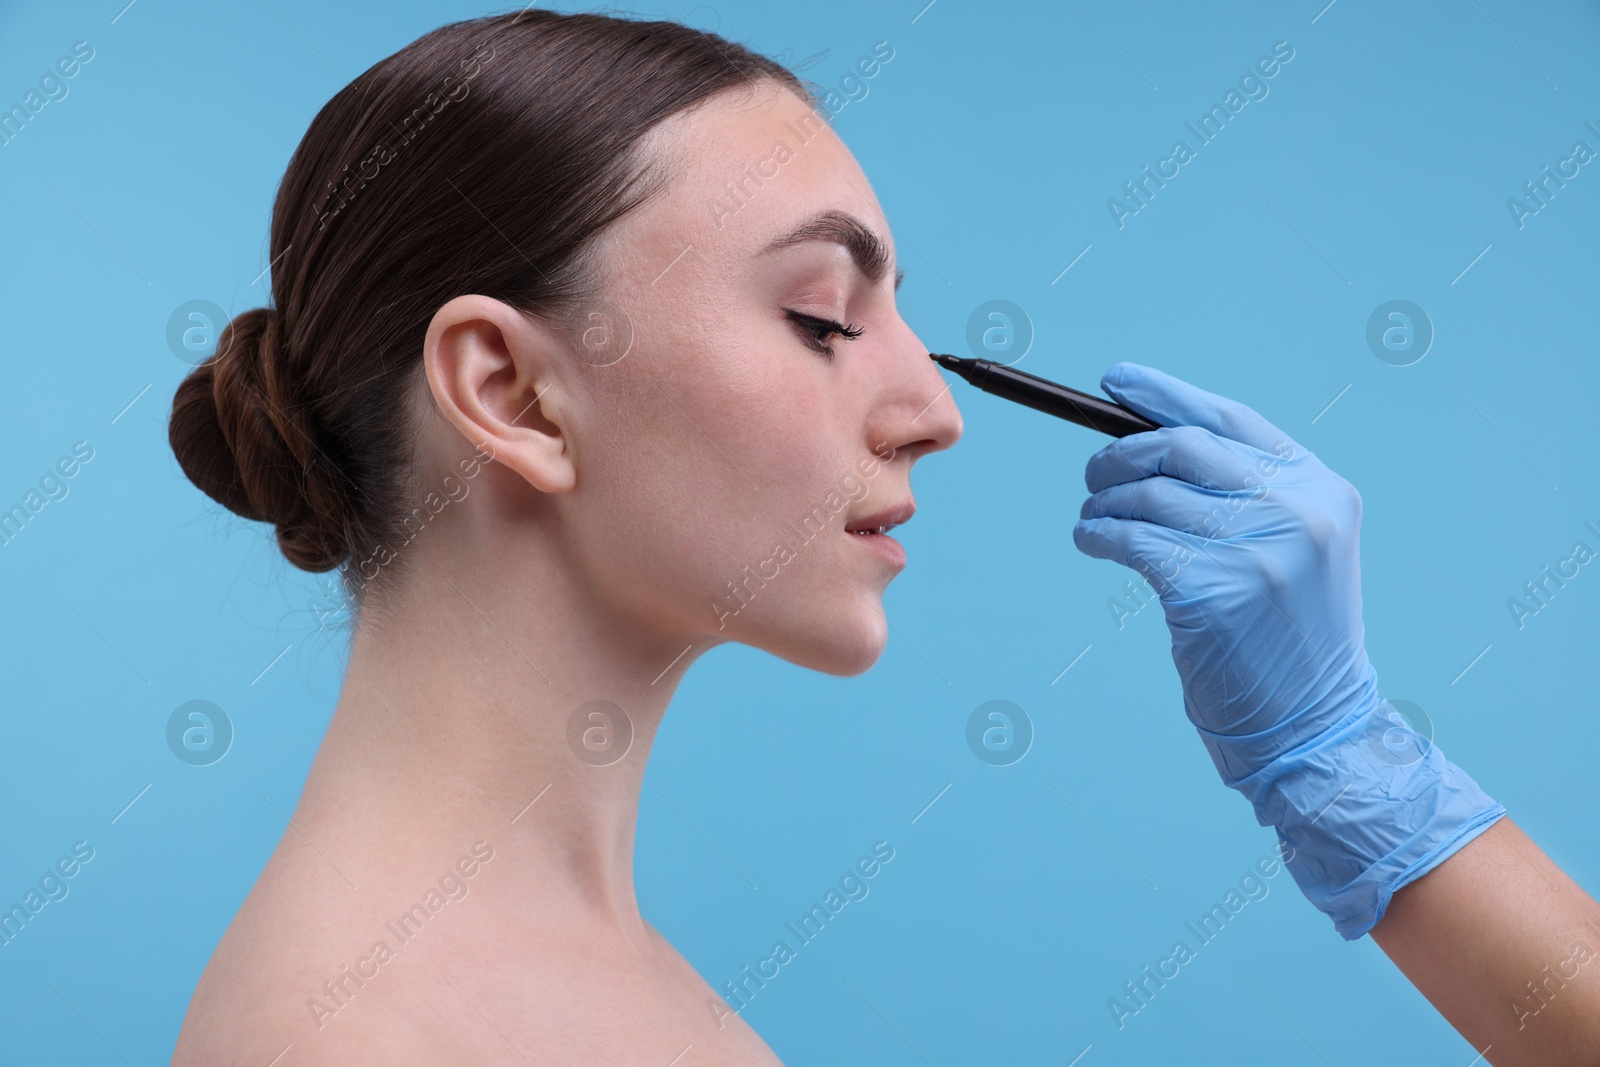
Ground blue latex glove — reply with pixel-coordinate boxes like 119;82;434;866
1073;362;1504;939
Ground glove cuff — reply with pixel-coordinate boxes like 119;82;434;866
1199;699;1505;939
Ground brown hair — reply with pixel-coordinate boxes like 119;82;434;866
168;9;805;606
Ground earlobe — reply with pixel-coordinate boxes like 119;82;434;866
422;294;578;494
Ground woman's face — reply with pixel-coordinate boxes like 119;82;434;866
558;81;963;675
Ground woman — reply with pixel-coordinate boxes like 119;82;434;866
167;10;1599;1065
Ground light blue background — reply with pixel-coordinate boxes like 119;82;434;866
2;1;1597;1063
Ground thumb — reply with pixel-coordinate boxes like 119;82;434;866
1100;362;1301;457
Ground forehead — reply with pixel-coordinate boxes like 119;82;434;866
623;81;892;269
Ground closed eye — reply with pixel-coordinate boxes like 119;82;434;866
783;308;864;361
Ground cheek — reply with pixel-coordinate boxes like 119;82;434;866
584;352;866;635
567;355;826;609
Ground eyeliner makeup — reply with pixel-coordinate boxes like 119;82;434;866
929;354;1160;438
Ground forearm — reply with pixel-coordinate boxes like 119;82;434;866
1370;817;1600;1067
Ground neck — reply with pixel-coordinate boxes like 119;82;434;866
293;545;703;947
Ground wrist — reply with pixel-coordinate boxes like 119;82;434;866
1201;694;1505;939
1191;657;1384;790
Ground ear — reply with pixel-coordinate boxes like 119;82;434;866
423;295;577;494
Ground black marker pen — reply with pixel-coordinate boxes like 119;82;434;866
929;354;1160;438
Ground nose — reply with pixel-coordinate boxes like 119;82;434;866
864;320;963;462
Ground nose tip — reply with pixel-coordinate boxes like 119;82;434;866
916;360;963;451
880;331;962;458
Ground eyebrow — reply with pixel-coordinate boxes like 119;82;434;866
760;209;903;291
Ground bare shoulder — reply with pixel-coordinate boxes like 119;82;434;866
173;842;783;1065
170;837;505;1066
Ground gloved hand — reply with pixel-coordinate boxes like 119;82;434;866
1072;362;1504;939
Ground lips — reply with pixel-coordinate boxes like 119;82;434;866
844;500;916;536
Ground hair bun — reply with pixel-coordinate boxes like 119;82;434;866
168;307;349;572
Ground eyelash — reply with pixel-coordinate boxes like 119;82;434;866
783;308;864;360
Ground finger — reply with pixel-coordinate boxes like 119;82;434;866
1080;476;1245;537
1075;511;1177;572
1084;425;1281;495
1074;515;1201;599
1098;362;1303;458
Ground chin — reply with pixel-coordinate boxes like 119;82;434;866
774;607;889;675
757;606;889;677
